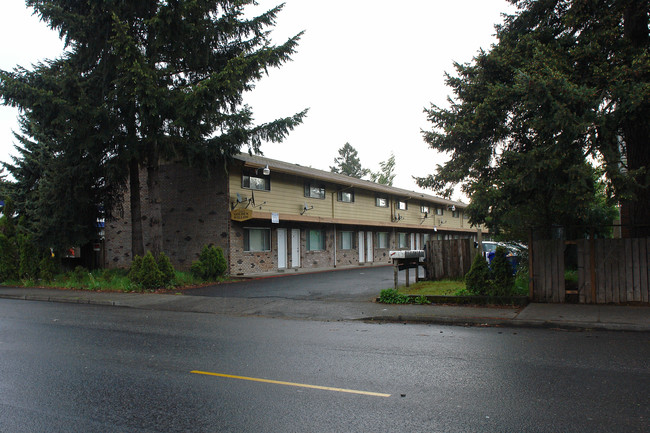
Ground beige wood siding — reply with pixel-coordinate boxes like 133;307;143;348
229;161;482;232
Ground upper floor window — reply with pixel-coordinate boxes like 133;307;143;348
375;196;389;207
397;200;408;210
452;209;460;218
242;167;270;191
420;204;430;214
337;190;354;203
435;207;443;216
304;183;326;199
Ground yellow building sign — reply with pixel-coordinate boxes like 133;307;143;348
231;208;253;222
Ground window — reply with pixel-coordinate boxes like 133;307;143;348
435;207;443;216
452;210;460;218
242;168;270;191
377;232;389;249
304;183;325;199
244;228;271;252
375;196;389;207
397;200;407;210
307;229;326;251
423;234;430;244
337;190;354;203
340;231;354;250
398;232;408;249
420;204;430;214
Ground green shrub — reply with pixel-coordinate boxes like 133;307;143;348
157;252;175;286
0;233;18;282
378;288;411;304
128;255;144;282
135;251;164;290
465;253;492;296
39;254;57;282
491;246;515;296
18;236;41;280
72;265;88;283
191;245;227;280
414;295;431;305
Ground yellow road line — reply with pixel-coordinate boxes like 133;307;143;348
190;370;391;398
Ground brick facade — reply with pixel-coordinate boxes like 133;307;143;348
104;163;230;270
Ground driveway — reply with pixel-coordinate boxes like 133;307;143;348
184;265;409;301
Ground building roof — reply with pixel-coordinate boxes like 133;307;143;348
234;153;467;209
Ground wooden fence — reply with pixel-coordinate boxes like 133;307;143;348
531;237;650;304
425;239;475;280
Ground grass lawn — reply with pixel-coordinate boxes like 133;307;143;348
396;279;466;296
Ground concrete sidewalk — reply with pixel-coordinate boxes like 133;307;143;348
0;286;648;331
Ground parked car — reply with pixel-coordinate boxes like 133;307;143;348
481;241;527;273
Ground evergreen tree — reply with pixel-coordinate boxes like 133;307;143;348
330;143;369;178
417;0;649;238
370;153;396;186
1;1;306;257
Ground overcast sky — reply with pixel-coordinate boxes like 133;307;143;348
0;0;514;201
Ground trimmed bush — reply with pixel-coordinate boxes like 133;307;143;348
133;251;164;290
191;245;227;280
465;252;492;296
491;246;515;296
157;252;175;286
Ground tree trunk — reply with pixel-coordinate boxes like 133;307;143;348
129;158;145;259
146;145;163;256
620;3;650;237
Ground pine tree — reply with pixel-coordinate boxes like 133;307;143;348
417;0;649;238
2;1;306;257
370;153;396;186
330;143;369;178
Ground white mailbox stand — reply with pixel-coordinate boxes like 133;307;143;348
389;250;425;289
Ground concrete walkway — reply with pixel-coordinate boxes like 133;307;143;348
0;286;648;331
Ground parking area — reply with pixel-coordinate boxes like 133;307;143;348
184;265;417;301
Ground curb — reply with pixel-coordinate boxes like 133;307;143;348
1;293;647;332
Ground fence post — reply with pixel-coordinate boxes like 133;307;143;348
528;228;534;300
590;229;596;303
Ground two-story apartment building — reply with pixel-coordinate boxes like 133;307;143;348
104;153;483;276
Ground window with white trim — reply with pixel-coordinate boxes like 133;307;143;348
397;200;407;210
375;197;388;207
421;204;430;214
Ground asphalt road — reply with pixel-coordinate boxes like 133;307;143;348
1;299;648;432
185;265;416;301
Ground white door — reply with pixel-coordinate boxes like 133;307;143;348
410;233;415;250
366;231;373;262
291;229;301;268
277;228;287;269
415;233;421;250
358;231;365;263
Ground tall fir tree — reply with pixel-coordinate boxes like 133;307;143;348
370;153;396;186
330;143;369;178
417;0;649;239
1;1;306;257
